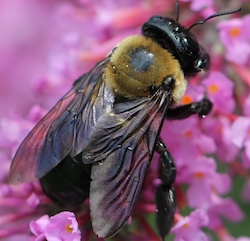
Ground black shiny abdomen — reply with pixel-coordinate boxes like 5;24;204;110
40;154;91;206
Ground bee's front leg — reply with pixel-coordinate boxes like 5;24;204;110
155;137;176;240
166;97;212;120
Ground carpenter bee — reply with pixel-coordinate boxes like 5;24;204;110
9;2;241;240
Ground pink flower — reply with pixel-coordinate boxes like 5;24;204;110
30;212;81;241
207;196;244;230
180;84;206;105
230;117;250;148
217;14;250;64
162;117;216;173
203;71;235;114
178;156;231;209
171;209;209;241
230;116;250;168
202;116;238;162
180;0;214;11
30;215;50;241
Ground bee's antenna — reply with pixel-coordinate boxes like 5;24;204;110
175;0;180;22
188;7;241;31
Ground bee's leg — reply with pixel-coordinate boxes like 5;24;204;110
155;137;176;240
166;97;212;120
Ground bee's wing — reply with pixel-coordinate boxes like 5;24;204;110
85;93;171;238
9;58;111;185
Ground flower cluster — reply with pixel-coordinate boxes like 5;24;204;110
0;0;250;240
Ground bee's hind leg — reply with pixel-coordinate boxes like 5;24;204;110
154;137;176;240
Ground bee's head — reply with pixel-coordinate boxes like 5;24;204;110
142;8;241;77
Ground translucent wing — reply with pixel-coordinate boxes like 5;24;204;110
84;92;171;238
9;58;111;185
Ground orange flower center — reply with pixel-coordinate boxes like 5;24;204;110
182;222;190;229
229;27;241;37
208;84;219;93
184;130;192;137
66;224;73;233
181;95;193;105
194;172;205;178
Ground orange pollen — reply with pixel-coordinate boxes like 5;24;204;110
194;172;205;178
208;84;219;93
66;224;73;233
181;95;193;105
184;130;192;137
229;27;241;37
182;223;190;229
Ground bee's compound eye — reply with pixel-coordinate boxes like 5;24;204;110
194;52;210;72
130;48;155;73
